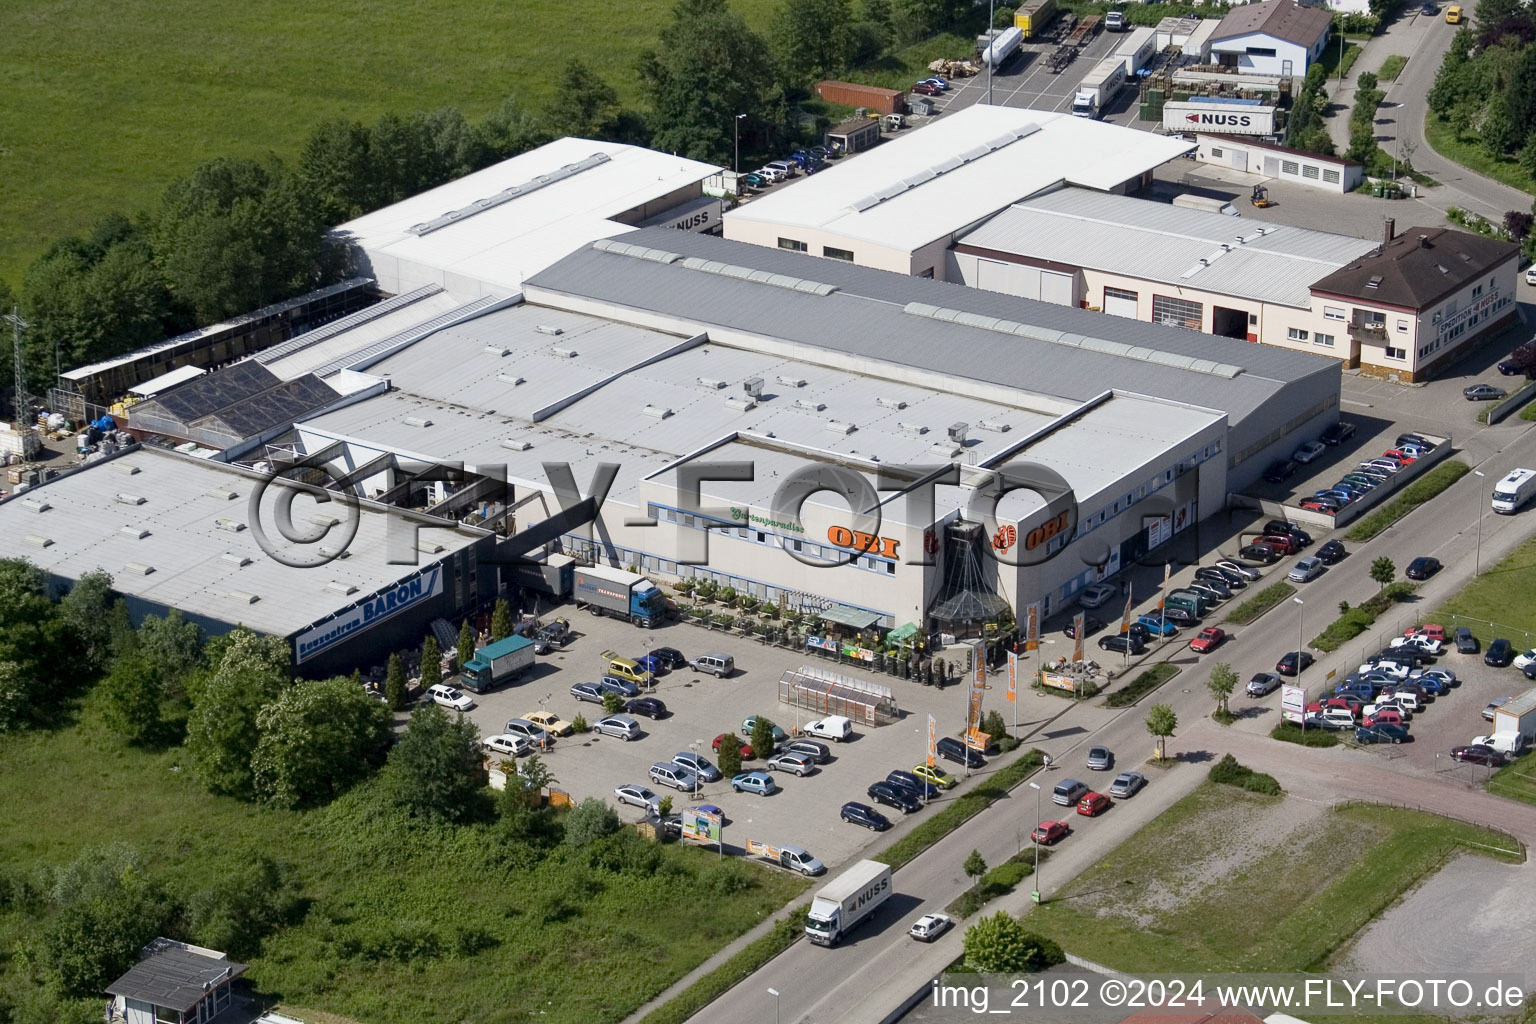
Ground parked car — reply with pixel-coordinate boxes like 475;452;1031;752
634;654;667;678
1498;359;1525;375
1247;672;1282;697
840;801;891;831
625;696;668;719
1188;579;1232;602
1451;744;1504;767
867;780;920;813
1264;520;1311;542
936;735;986;768
1300;499;1341;515
482;734;532;758
1136;613;1179;636
1276;651;1315;675
1215;558;1263;581
1486;638;1514;667
503;718;555;749
594;714;641;741
767;751;819;777
1390;634;1443;655
1259;534;1299;555
1076;791;1112;817
741;717;788;746
1161;606;1199;626
1289;556;1325;582
598;676;641;699
913;763;959;789
1086;746;1114;771
672;751;721;782
1293;441;1327;464
741;171;770;190
649;763;698;792
1453;627;1480;654
1032;820;1070;844
732;771;777;796
783;739;832;764
653;646;688;670
1514;648;1536;672
1078;582;1118;609
1381;448;1418;465
1316;540;1347;565
909;912;954;942
713;734;754;759
1238;543;1281;564
1464;383;1508;401
517;711;570;738
570;681;604;704
1195;566;1245;589
918;77;951;90
1190;627;1226;653
1098;634;1146;655
912;81;943;95
1264;459;1298;483
886;770;940;799
1052;778;1090;806
614;784;661;811
1483;697;1511;720
1108;771;1146;798
1405;556;1442;580
1396;432;1436;452
1355;723;1410;745
1320;421;1357;445
427;684;475;711
1064;615;1106;638
1338;474;1378;492
1419;666;1457;687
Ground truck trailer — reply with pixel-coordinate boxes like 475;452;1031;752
573;565;667;628
1072;57;1128;118
806;859;892;946
1491;689;1536;749
983;26;1024;67
460;634;535;693
1112;26;1158;76
1013;0;1058;38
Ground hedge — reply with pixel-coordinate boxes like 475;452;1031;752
1271;721;1341;747
1103;663;1178;708
1227;582;1297;626
1209;753;1283;794
1347;461;1470;541
1310;582;1417;651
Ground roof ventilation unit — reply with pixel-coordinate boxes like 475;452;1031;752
929;442;963;459
535;324;564;336
120;526;149;540
501;438;533;451
418;540;446;555
898;422;929;436
826;420;856;435
743;377;765;398
228;590;259;604
115;493;146;506
25;534;51;548
496;373;526;386
485;344;511;357
326;580;359;595
403;415;433;428
551;345;578;358
697;377;727;390
724;396;757;413
318;546;351;561
794;398;826;412
20;497;49;513
309;512;341;528
123;562;155;576
978;419;1012;433
948;422;970;444
641;405;673;419
206;486;238;500
221;552;252;567
215;518;246;533
876;396;908;410
776;375;807;388
112;462;141;475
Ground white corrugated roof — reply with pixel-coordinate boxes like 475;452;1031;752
261;291;465;381
958;189;1381;308
334;137;721;297
128;364;207;397
724;105;1193;252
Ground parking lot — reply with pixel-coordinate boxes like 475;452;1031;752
457;608;1028;871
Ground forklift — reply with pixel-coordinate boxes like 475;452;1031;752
1251;184;1273;208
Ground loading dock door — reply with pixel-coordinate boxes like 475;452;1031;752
1040;270;1073;306
1103;290;1138;318
1211;306;1249;340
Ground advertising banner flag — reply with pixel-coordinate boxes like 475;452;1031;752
927;714;937;767
1157;563;1171;612
1119;587;1134;636
1006;650;1018;703
967;644;986;732
1071;612;1085;662
1025;603;1040;652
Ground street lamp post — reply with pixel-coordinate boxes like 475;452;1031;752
690;739;702;798
734;113;746;174
1294;594;1305;682
767;987;781;1024
644;637;653;691
1028;780;1042;903
988;0;996;106
1474;470;1486;576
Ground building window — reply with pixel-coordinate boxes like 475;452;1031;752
1281;160;1299;175
823;246;854;261
1314;333;1335;347
1357;310;1385;328
885;561;896;575
1105;286;1138;303
1152;293;1203;330
777;237;808;252
1324;306;1345;320
1247;46;1277;56
1385;345;1407;360
1249;312;1258;326
1287;327;1309;341
1396;319;1409;332
1472;284;1483;298
1302;164;1320;179
1322;168;1341;183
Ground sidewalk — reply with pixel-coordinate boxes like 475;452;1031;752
1323;10;1435;156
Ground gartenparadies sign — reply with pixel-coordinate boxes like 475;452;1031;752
294;565;443;664
1163;101;1277;136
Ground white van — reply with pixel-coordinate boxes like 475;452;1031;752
804;715;853;742
690;652;735;677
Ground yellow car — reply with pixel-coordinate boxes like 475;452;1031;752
522;711;574;737
1445;4;1462;22
912;763;959;790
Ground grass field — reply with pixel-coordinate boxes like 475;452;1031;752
1030;784;1519;973
0;691;806;1024
1434;531;1536;645
0;0;773;286
1424;114;1536;199
1487;748;1536;805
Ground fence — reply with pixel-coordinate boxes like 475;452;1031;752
1485;378;1536;425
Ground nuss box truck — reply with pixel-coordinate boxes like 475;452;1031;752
573;565;667;628
805;859;893;946
460;634;535;693
1072;57;1128;118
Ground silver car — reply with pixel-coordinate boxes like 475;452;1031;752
594;714;641;741
1108;771;1145;798
1247;672;1282;697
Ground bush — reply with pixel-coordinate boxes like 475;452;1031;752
1208;753;1282;794
1104;663;1178;708
564;797;621;847
570;714;589;733
1312;582;1417;651
1227;582;1298;626
1271;721;1341;747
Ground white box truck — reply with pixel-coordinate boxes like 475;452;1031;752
805;859;892;946
1073;57;1128;118
1491;468;1536;514
1113;26;1158;75
1491;690;1536;749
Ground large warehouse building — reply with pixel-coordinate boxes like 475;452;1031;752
722;105;1193;279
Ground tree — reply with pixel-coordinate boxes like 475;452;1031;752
251;677;391;808
0;558;67;729
717;732;745;777
750;716;778;760
134;610;204;688
639;0;786;164
1370;556;1397;591
602;691;625;715
658;794;674;818
295;118;376;224
98;653;163;744
476;96;553;162
892;0;947;44
963;849;988;881
1207;663;1238;719
499;754;556;842
546;59;621;138
564;797;621;846
184;857;296;959
491;598;513;642
773;0;856;85
861;0;893;27
185;628;289;798
385;703;484;823
1504;209;1534;241
457;618;475;669
1146;703;1178;761
57;570;116;673
963;911;1051;972
420;634;442;688
384;652;408;711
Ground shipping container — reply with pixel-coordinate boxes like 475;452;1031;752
1162;99;1277;136
814;81;906;115
1014;0;1058;38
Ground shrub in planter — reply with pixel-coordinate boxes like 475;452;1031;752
712;614;736;629
718;586;738;606
696;581;718;602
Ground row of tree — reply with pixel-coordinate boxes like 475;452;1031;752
1429;0;1536;179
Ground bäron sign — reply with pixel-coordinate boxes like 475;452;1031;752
294;565;444;664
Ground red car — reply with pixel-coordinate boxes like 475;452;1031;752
912;81;943;96
1363;708;1405;728
1031;820;1069;844
1306;697;1358;717
1190;627;1226;653
1404;623;1446;642
1299;500;1338;515
713;734;755;759
1076;792;1111;817
1382;449;1418;465
1260;534;1299;555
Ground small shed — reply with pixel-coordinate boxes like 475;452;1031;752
825;117;882;155
778;664;900;727
106;938;246;1024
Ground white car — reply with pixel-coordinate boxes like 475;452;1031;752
482;734;532;758
614;784;661;812
1293;441;1327;464
1215;558;1263;581
1078;582;1118;609
1514;649;1536;672
1360;661;1409;680
909;912;954;942
1363;700;1412;721
1526;266;1536;285
1391;635;1443;656
428;683;475;711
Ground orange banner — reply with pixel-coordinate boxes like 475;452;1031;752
1025;603;1040;652
967;643;986;732
1006;650;1017;703
1156;563;1171;612
1072;612;1084;662
927;714;937;767
1119;586;1134;636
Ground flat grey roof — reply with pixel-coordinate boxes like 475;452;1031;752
106;942;246;1013
0;448;480;637
959;189;1380;309
522;228;1339;433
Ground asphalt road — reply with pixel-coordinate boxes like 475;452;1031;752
667;391;1536;1024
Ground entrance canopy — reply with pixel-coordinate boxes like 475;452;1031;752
820;603;883;631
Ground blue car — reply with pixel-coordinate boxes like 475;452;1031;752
635;654;666;677
886;770;941;800
598;676;641;699
1136;614;1179;636
1412;674;1449;696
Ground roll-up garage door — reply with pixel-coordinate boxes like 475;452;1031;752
1040;270;1073;306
